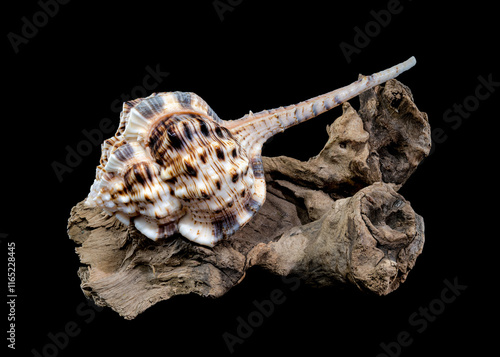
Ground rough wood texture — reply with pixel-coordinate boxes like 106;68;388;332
264;79;430;199
67;79;431;319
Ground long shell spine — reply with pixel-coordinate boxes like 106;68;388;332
226;57;417;158
86;57;416;247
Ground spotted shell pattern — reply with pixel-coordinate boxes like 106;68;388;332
86;57;417;247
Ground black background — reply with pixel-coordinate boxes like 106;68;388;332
4;1;498;356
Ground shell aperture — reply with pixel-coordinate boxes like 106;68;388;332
86;57;416;247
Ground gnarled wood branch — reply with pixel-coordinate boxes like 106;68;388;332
67;79;430;319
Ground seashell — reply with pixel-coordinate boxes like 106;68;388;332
85;57;417;247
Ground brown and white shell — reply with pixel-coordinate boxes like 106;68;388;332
85;57;417;247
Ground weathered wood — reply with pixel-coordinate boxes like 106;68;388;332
67;79;430;319
247;182;424;294
264;79;431;198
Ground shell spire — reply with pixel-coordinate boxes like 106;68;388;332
226;57;417;158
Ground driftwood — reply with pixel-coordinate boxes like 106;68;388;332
67;79;431;319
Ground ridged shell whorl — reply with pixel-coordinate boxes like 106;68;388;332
86;92;264;247
86;57;417;247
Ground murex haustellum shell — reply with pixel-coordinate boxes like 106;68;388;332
85;57;417;247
